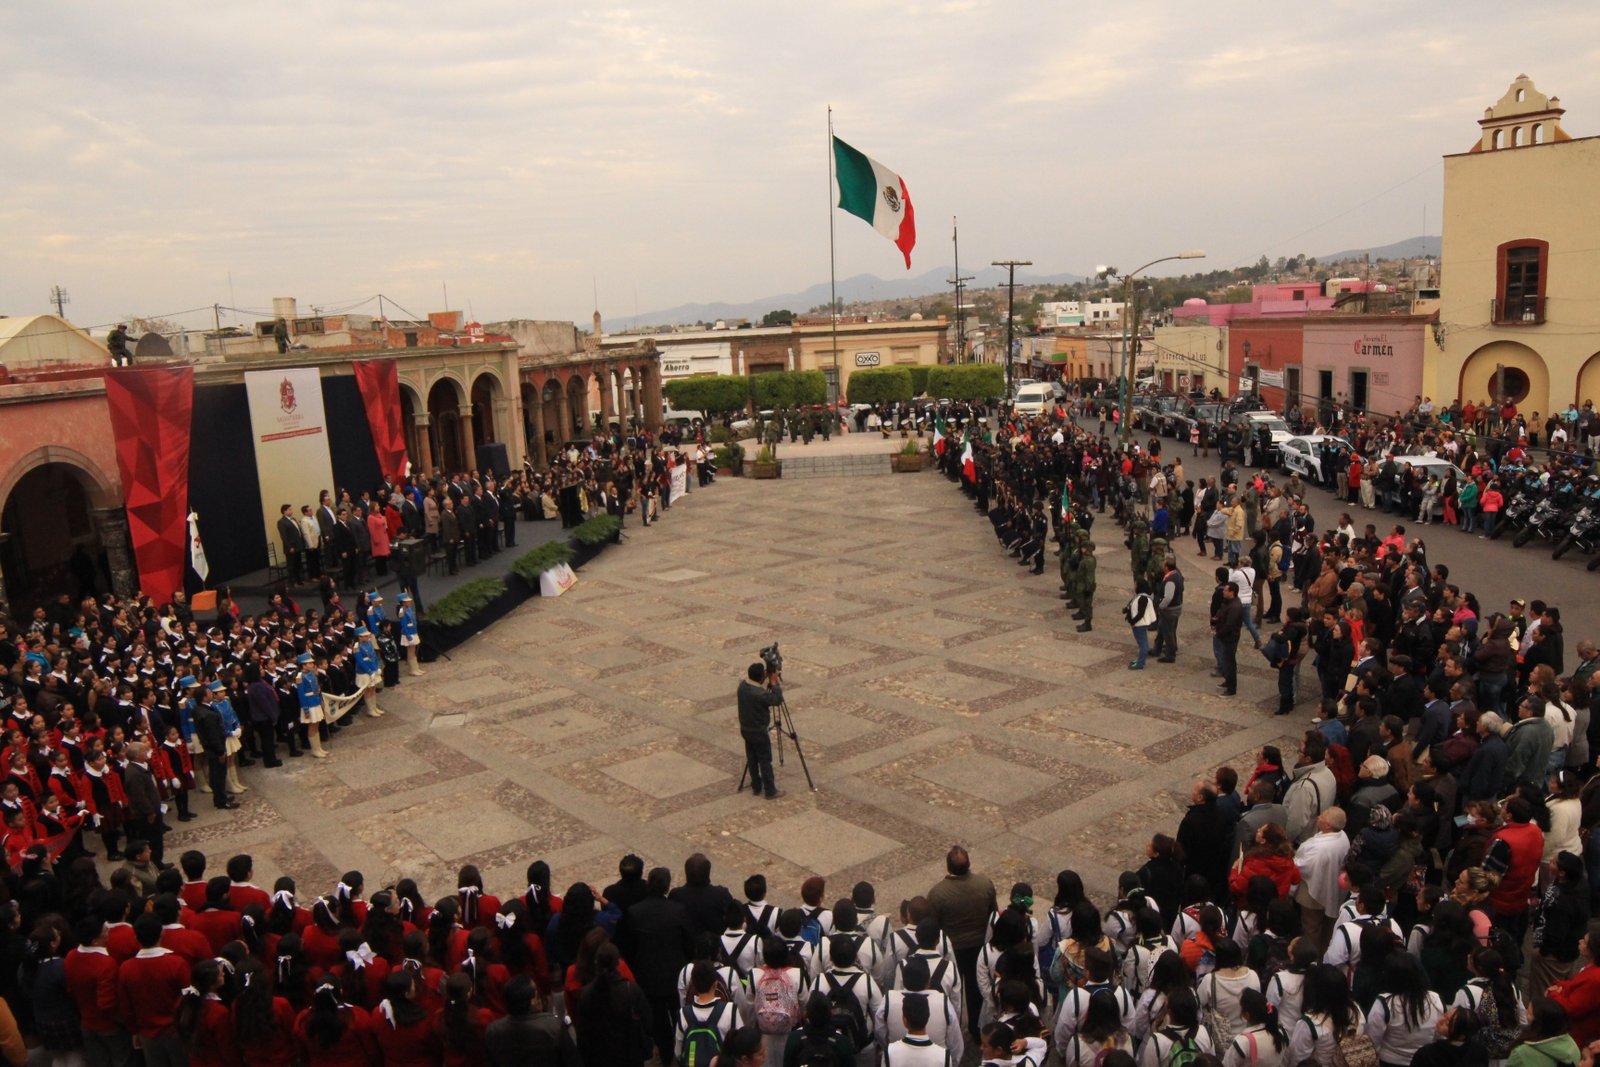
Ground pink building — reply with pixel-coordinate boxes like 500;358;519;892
1170;282;1340;326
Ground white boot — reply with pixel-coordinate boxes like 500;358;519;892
407;648;424;676
308;730;328;758
226;760;248;794
364;690;385;718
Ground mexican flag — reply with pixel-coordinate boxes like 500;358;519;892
960;440;975;481
833;136;916;268
932;419;946;456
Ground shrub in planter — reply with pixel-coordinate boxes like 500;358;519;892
428;577;508;627
708;425;732;444
898;438;922;457
574;513;622;546
511;541;575;583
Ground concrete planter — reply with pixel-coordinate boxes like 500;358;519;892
750;461;782;479
891;453;927;473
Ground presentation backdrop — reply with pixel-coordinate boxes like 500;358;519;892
244;368;337;561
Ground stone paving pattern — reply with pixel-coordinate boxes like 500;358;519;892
158;462;1308;912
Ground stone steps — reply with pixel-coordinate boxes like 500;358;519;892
758;453;895;478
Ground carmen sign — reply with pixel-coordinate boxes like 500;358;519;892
1353;334;1396;358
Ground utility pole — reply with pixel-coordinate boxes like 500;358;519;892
949;219;972;364
992;259;1032;399
49;286;69;318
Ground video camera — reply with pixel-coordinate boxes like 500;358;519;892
759;641;783;676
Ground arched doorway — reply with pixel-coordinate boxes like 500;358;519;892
427;378;467;474
470;372;500;447
566;373;589;437
399;385;422;474
1;461;110;609
1574;351;1600;410
541;381;564;451
1457;340;1548;412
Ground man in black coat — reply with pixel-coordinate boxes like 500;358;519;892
191;696;237;810
1176;782;1231;902
1212;581;1245;696
122;742;168;864
276;504;305;582
667;853;737;938
616;868;693;1067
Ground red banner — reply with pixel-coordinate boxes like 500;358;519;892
105;367;193;602
352;359;409;482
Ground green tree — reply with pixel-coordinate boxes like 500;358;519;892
927;364;1004;401
846;367;913;405
907;365;931;396
751;370;827;408
760;309;795;327
663;375;751;413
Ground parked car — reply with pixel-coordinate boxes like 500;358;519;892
1169;400;1227;442
1012;383;1054;415
1227;410;1293;464
1279;434;1353;482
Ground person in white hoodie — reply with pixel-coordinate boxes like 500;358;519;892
1125;584;1159;670
1364;953;1443;1065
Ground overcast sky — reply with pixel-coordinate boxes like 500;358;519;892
4;2;1598;335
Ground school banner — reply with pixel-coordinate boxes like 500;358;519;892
351;358;410;483
104;367;194;601
669;463;688;503
539;562;577;597
245;367;337;558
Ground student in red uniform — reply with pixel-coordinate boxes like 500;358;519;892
399;932;447;1015
294;980;379;1067
188;877;244;955
64;917;130;1067
158;725;197;822
302;899;345;971
427;901;470;974
433;972;492;1067
268;878;312;936
180;851;211;911
491;899;552;997
394;879;432;932
456;864;502;931
118;913;192;1067
154;894;213;964
272;934;313;1013
331;872;369;928
226;855;272;913
101;896;141;963
315;929;387;1009
372;970;442;1067
458;927;511;1017
231;958;298;1067
359;890;407;964
176;957;240;1067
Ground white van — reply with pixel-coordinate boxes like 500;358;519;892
1012;383;1054;415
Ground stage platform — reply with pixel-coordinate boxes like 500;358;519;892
223;519;574;618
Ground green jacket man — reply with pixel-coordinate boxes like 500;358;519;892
1073;542;1097;632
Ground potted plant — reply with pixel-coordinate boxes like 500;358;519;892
751;444;781;479
891;437;926;473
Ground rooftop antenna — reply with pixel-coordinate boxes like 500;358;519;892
49;285;69;318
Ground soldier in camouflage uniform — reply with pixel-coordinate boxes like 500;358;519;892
1145;537;1169;593
1071;541;1097;632
1128;523;1150;585
764;411;783;459
802;407;816;445
1058;522;1083;604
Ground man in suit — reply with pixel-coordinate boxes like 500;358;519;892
458;492;479;567
297;505;322;579
276;504;305;582
190;699;236;810
316;491;340;574
616;867;694;1067
440;498;462;574
123;742;169;864
332;507;360;590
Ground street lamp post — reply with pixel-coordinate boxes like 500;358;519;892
1096;250;1205;446
993;259;1032;402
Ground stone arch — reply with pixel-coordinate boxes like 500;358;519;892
565;372;590;437
398;383;423;474
1458;339;1548;410
0;450;121;609
1573;350;1600;409
470;370;503;447
540;379;564;450
427;378;468;473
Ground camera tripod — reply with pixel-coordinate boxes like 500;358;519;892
737;698;816;793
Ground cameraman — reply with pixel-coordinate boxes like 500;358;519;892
738;661;786;799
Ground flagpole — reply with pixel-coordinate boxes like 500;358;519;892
827;106;840;406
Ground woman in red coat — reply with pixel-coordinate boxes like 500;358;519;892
458;927;510;1017
372;970;442;1067
1229;822;1302;903
432;972;491;1067
491;899;552;997
1550;927;1600;1047
177;958;241;1067
301;899;345;972
360;890;409;964
232;958;298;1067
456;864;501;931
399;932;447;1016
295;981;379;1067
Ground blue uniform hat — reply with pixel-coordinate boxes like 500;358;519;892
297;653;314;665
179;675;199;689
397;592;412;602
354;626;370;637
207;681;224;693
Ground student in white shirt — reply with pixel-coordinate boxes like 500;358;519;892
1137;986;1215;1067
1285;964;1366;1067
882;993;952;1066
676;938;750;1025
674;960;738;1059
820;901;886;985
1223;988;1288;1067
716;902;760;982
1198;939;1260;1052
879;956;964;1064
818;935;886;1067
1263;939;1318;1036
1057;989;1135;1067
1120;908;1176;996
1365;954;1444;1065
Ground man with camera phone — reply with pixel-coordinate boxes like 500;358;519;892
738;656;786;800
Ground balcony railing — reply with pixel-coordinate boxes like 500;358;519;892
1492;295;1545;324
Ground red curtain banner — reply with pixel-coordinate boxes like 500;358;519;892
352;358;409;482
104;367;194;602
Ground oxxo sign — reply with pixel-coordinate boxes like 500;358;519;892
854;351;881;367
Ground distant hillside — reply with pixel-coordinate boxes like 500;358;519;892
626;265;1086;328
1316;235;1440;263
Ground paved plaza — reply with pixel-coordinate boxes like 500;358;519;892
163;462;1307;909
